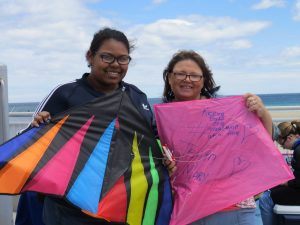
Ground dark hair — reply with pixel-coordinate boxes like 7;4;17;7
162;50;219;102
86;27;134;64
278;120;300;138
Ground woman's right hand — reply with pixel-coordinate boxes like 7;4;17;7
31;111;51;127
163;157;177;177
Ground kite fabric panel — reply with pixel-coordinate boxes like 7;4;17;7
0;89;172;225
154;96;294;225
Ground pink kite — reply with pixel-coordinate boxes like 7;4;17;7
154;96;294;225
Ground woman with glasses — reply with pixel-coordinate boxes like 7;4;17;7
259;120;300;225
16;27;172;225
161;50;273;225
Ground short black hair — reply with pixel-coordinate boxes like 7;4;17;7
86;27;134;59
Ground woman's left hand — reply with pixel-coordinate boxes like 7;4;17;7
244;93;273;135
244;93;267;118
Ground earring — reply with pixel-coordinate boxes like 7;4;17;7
168;90;174;98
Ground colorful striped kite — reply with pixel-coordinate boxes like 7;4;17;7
0;90;172;225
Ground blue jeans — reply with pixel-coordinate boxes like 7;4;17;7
259;190;277;225
189;208;256;225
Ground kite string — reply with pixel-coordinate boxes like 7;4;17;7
126;132;208;163
126;133;210;162
135;154;212;163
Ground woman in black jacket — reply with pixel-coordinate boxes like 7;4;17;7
16;27;173;225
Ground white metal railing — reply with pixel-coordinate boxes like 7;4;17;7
1;64;14;225
9;112;33;117
8;114;32;138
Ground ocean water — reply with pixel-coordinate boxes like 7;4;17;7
8;93;300;112
255;93;300;106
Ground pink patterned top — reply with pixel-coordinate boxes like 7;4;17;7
236;197;256;208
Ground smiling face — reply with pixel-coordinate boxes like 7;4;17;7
168;59;204;101
87;38;129;93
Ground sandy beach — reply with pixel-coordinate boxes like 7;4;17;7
267;106;300;122
270;111;300;120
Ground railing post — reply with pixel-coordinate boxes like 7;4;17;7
0;64;14;225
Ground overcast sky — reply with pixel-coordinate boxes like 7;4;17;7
1;0;300;103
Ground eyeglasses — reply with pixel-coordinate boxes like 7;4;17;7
278;136;288;146
99;53;131;65
171;71;203;82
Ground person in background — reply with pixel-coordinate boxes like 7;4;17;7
161;50;273;225
16;27;172;225
259;120;300;225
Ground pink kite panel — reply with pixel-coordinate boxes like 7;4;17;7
154;96;294;225
24;116;94;195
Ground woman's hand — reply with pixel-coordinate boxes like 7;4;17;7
244;93;266;118
163;157;177;177
244;93;272;135
31;111;51;127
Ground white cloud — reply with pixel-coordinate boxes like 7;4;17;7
0;1;296;102
216;70;299;95
1;11;272;100
124;16;271;97
0;0;115;102
252;0;285;10
294;0;300;21
245;48;300;69
127;16;269;67
222;39;252;50
152;0;167;4
282;46;300;57
130;16;270;47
